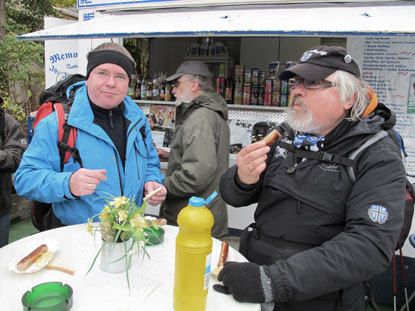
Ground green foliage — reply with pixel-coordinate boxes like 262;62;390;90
0;31;44;123
6;0;56;33
1;0;76;127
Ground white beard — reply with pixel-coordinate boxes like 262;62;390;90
285;97;320;134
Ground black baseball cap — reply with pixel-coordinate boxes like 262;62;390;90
279;45;361;81
166;60;212;81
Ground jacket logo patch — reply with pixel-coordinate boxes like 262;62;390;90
368;205;388;224
274;146;288;159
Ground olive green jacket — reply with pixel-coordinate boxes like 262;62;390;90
160;92;230;238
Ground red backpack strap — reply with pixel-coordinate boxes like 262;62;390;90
33;102;54;129
54;103;82;171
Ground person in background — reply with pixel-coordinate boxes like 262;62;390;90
14;42;166;228
157;60;230;238
214;46;406;310
0;98;27;247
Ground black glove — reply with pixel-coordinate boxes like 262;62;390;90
213;261;265;303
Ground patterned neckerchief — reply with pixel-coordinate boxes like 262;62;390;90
293;133;325;151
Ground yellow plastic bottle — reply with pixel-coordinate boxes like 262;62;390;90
174;196;214;311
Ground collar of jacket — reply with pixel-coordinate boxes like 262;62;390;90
176;92;228;125
67;84;143;136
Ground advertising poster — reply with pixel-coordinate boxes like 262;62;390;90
347;36;415;178
148;105;176;129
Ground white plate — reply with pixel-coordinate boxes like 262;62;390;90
8;239;60;274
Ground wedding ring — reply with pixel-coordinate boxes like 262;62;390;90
88;183;92;190
248;163;254;171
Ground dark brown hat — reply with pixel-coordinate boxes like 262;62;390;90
279;46;361;81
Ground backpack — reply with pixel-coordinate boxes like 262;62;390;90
31;74;85;231
347;129;414;250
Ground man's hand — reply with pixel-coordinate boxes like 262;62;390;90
156;147;170;162
144;181;167;206
69;168;107;197
213;261;265;303
237;142;270;185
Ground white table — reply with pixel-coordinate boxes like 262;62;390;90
0;224;260;311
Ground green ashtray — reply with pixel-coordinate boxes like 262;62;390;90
22;282;73;311
145;226;165;245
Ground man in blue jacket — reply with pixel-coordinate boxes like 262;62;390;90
15;42;166;227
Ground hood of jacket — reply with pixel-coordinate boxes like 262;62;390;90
175;92;228;126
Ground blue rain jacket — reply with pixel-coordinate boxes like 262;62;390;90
15;82;164;224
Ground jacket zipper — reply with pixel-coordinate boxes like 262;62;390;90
113;147;124;196
109;110;114;128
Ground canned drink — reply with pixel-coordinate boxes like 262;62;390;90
269;61;279;78
272;91;280;106
234;83;243;105
280;94;288;107
257;90;264;106
251;68;259;86
243;85;251;105
272;78;280;92
235;65;245;85
259;71;266;86
244;69;252;86
216;76;225;95
281;80;288;95
250;86;259;105
265;79;273;93
264;93;272;106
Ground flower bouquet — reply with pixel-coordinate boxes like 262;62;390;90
86;194;164;289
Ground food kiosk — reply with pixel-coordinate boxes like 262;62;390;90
19;0;415;254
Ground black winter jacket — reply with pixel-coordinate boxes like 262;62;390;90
0;110;27;216
220;104;405;311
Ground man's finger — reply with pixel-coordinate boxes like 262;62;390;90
85;169;107;180
213;284;231;295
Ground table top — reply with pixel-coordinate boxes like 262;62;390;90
0;224;260;311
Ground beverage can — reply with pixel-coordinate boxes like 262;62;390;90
272;91;280;106
264;92;272;106
251;68;259;86
250;86;259;105
280;94;288;107
244;69;252;86
269;61;279;78
259;71;266;86
281;80;288;95
265;79;273;93
243;85;251;105
216;76;225;96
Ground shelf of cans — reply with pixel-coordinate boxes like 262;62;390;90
220;61;296;107
128;61;296;107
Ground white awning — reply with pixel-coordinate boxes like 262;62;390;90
18;4;415;40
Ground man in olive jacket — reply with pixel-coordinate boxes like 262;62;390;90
0;100;27;248
158;61;230;238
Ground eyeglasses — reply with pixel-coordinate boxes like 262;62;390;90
288;77;338;90
93;70;129;83
171;80;182;88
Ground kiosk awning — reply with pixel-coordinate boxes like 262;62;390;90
18;4;415;40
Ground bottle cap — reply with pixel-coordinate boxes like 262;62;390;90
189;197;205;207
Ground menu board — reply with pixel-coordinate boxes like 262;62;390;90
347;36;415;179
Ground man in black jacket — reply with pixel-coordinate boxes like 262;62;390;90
214;46;406;311
0;98;27;248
